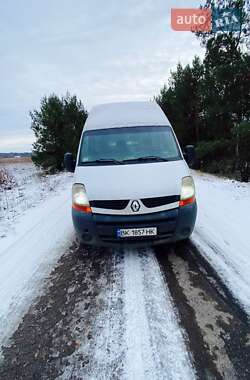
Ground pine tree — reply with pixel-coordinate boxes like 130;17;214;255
30;93;88;172
155;57;204;146
196;0;250;50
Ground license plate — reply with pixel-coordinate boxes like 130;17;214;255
117;227;157;238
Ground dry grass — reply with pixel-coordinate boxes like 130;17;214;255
0;157;32;164
0;168;16;189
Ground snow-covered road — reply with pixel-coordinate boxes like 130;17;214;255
1;242;249;380
78;248;195;380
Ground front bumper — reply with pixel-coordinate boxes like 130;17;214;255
72;202;197;247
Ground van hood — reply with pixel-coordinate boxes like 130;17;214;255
74;160;189;201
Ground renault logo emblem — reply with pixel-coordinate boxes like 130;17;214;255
131;200;140;212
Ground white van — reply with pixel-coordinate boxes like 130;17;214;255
65;101;197;246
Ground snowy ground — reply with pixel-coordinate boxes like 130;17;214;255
193;172;250;315
0;162;71;238
0;162;74;353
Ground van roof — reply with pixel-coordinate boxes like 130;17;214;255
84;101;170;131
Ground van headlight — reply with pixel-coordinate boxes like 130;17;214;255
72;183;92;213
180;176;195;207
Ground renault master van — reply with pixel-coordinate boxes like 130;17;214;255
64;101;197;246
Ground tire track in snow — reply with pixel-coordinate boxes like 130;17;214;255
123;247;195;380
156;242;250;379
0;246;118;380
59;249;125;380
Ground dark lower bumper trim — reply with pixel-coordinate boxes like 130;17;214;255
72;203;197;247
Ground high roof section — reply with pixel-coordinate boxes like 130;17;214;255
84;101;170;131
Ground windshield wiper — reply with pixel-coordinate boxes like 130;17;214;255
80;158;124;165
122;156;170;163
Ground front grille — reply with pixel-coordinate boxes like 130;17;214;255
90;200;129;210
90;195;179;211
96;216;176;226
141;195;180;208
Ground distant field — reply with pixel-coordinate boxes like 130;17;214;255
0;157;32;164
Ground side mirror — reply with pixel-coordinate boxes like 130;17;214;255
64;153;76;172
184;145;195;168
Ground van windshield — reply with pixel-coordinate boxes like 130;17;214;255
79;126;182;166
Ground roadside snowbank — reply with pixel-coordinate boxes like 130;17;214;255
0;162;69;237
0;166;74;353
193;172;250;315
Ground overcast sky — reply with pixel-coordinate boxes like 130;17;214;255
0;0;204;153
